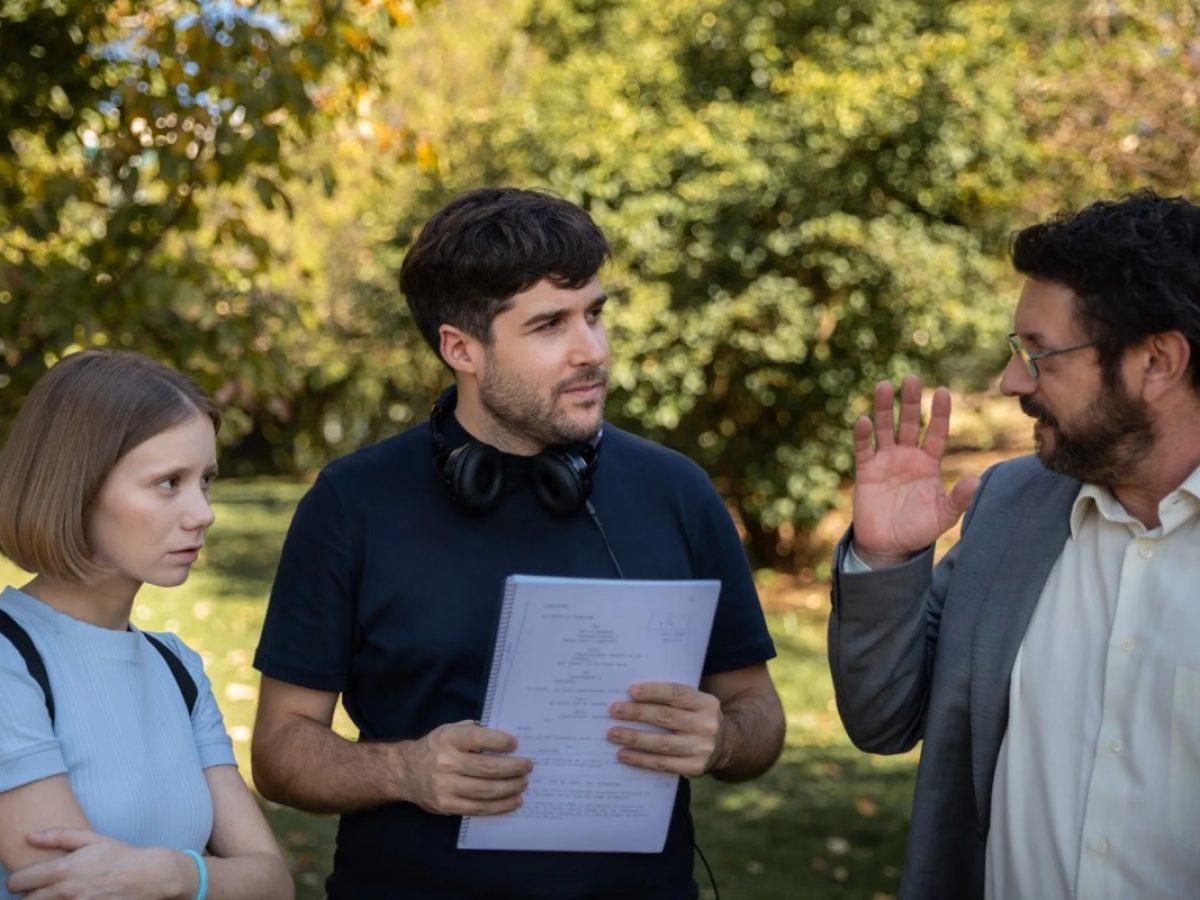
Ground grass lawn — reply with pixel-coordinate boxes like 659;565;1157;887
0;478;918;899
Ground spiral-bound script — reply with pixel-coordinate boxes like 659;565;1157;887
457;575;719;853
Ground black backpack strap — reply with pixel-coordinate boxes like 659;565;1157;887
0;608;55;725
142;632;198;717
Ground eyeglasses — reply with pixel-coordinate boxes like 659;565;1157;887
1006;333;1102;379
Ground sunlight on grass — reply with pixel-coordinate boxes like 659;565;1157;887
0;479;916;899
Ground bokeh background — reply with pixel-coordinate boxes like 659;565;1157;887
2;1;1197;896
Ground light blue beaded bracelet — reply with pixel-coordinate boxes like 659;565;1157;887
182;849;208;900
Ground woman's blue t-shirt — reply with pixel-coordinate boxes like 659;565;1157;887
0;587;236;899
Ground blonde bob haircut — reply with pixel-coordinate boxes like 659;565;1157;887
0;350;220;582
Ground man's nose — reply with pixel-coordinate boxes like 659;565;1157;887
570;320;608;367
999;354;1036;397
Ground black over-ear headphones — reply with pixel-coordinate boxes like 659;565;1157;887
429;386;599;516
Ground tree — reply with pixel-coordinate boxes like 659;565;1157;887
9;0;1193;566
0;0;406;451
382;0;1035;562
357;0;1200;565
1013;2;1200;206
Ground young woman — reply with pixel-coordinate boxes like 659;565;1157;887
0;351;292;899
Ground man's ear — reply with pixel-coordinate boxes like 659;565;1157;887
1139;330;1192;402
439;325;482;376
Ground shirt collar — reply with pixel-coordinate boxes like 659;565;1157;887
1070;460;1200;539
1178;460;1200;504
1070;484;1129;538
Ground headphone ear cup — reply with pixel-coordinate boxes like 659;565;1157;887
530;449;586;516
448;442;504;513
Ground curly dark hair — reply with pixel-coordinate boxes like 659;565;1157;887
399;187;611;360
1010;189;1200;390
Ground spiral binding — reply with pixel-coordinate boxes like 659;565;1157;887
457;576;520;846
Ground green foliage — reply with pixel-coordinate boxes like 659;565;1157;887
379;0;1200;562
0;0;402;455
4;0;1198;564
389;0;1033;560
1012;2;1200;203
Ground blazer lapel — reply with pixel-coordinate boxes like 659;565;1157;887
969;468;1080;834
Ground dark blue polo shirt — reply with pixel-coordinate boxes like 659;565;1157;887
254;414;776;899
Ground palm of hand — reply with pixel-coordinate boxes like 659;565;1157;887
854;445;954;555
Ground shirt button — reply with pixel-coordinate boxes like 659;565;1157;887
1110;738;1122;752
1094;838;1110;854
1121;639;1135;652
1138;544;1153;559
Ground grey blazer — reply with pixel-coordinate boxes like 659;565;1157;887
828;454;1082;900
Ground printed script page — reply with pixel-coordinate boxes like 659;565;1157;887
458;575;719;853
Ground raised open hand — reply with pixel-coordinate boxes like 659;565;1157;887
851;375;980;568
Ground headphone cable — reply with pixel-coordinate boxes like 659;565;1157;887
585;502;719;900
585;500;625;579
695;840;720;899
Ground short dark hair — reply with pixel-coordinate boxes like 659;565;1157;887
1011;189;1200;389
399;187;611;358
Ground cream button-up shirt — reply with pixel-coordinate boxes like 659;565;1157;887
984;464;1200;899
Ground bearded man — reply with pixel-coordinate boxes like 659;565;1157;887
829;189;1200;899
250;188;784;899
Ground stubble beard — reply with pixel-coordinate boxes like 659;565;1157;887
1021;379;1155;485
479;364;608;448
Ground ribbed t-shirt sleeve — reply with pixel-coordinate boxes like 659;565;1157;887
0;639;67;792
688;471;777;675
253;472;359;692
165;635;236;770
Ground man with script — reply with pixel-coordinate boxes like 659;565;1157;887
251;188;785;898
